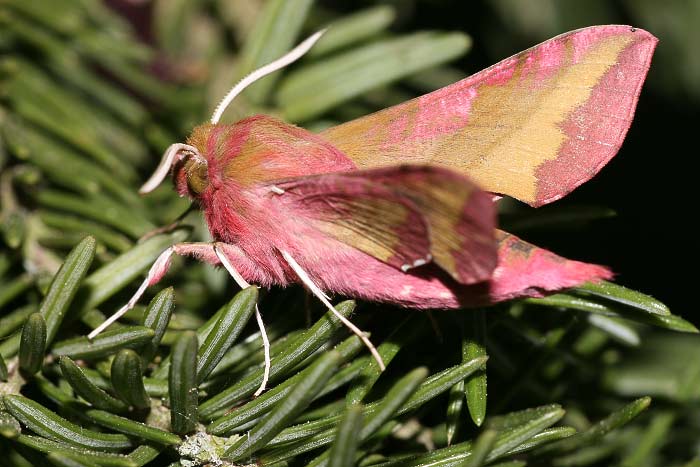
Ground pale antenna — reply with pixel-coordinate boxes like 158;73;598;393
210;29;326;124
139;143;201;194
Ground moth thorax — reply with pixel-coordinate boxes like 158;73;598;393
184;157;208;195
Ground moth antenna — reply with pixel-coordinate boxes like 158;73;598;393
214;245;271;396
210;29;326;124
140;143;203;194
280;250;386;371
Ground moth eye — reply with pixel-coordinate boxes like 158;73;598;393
184;158;209;195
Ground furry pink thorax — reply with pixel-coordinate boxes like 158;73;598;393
176;115;611;308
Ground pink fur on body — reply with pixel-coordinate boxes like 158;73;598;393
163;25;658;309
160;230;612;309
173;115;611;309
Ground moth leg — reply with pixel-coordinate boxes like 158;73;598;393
91;239;272;395
280;249;386;371
138;205;196;243
88;242;222;339
213;244;271;397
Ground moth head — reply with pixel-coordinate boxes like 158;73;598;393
139;142;208;199
173;151;209;198
170;123;219;198
138;30;325;198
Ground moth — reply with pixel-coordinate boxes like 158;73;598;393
91;25;656;394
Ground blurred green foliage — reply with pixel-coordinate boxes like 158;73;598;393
0;1;698;466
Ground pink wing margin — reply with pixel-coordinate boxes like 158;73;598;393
484;231;614;303
534;26;657;205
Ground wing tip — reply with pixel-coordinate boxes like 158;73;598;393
489;232;615;302
570;24;658;43
529;25;658;208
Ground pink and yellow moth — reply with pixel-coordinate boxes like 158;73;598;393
90;25;657;395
